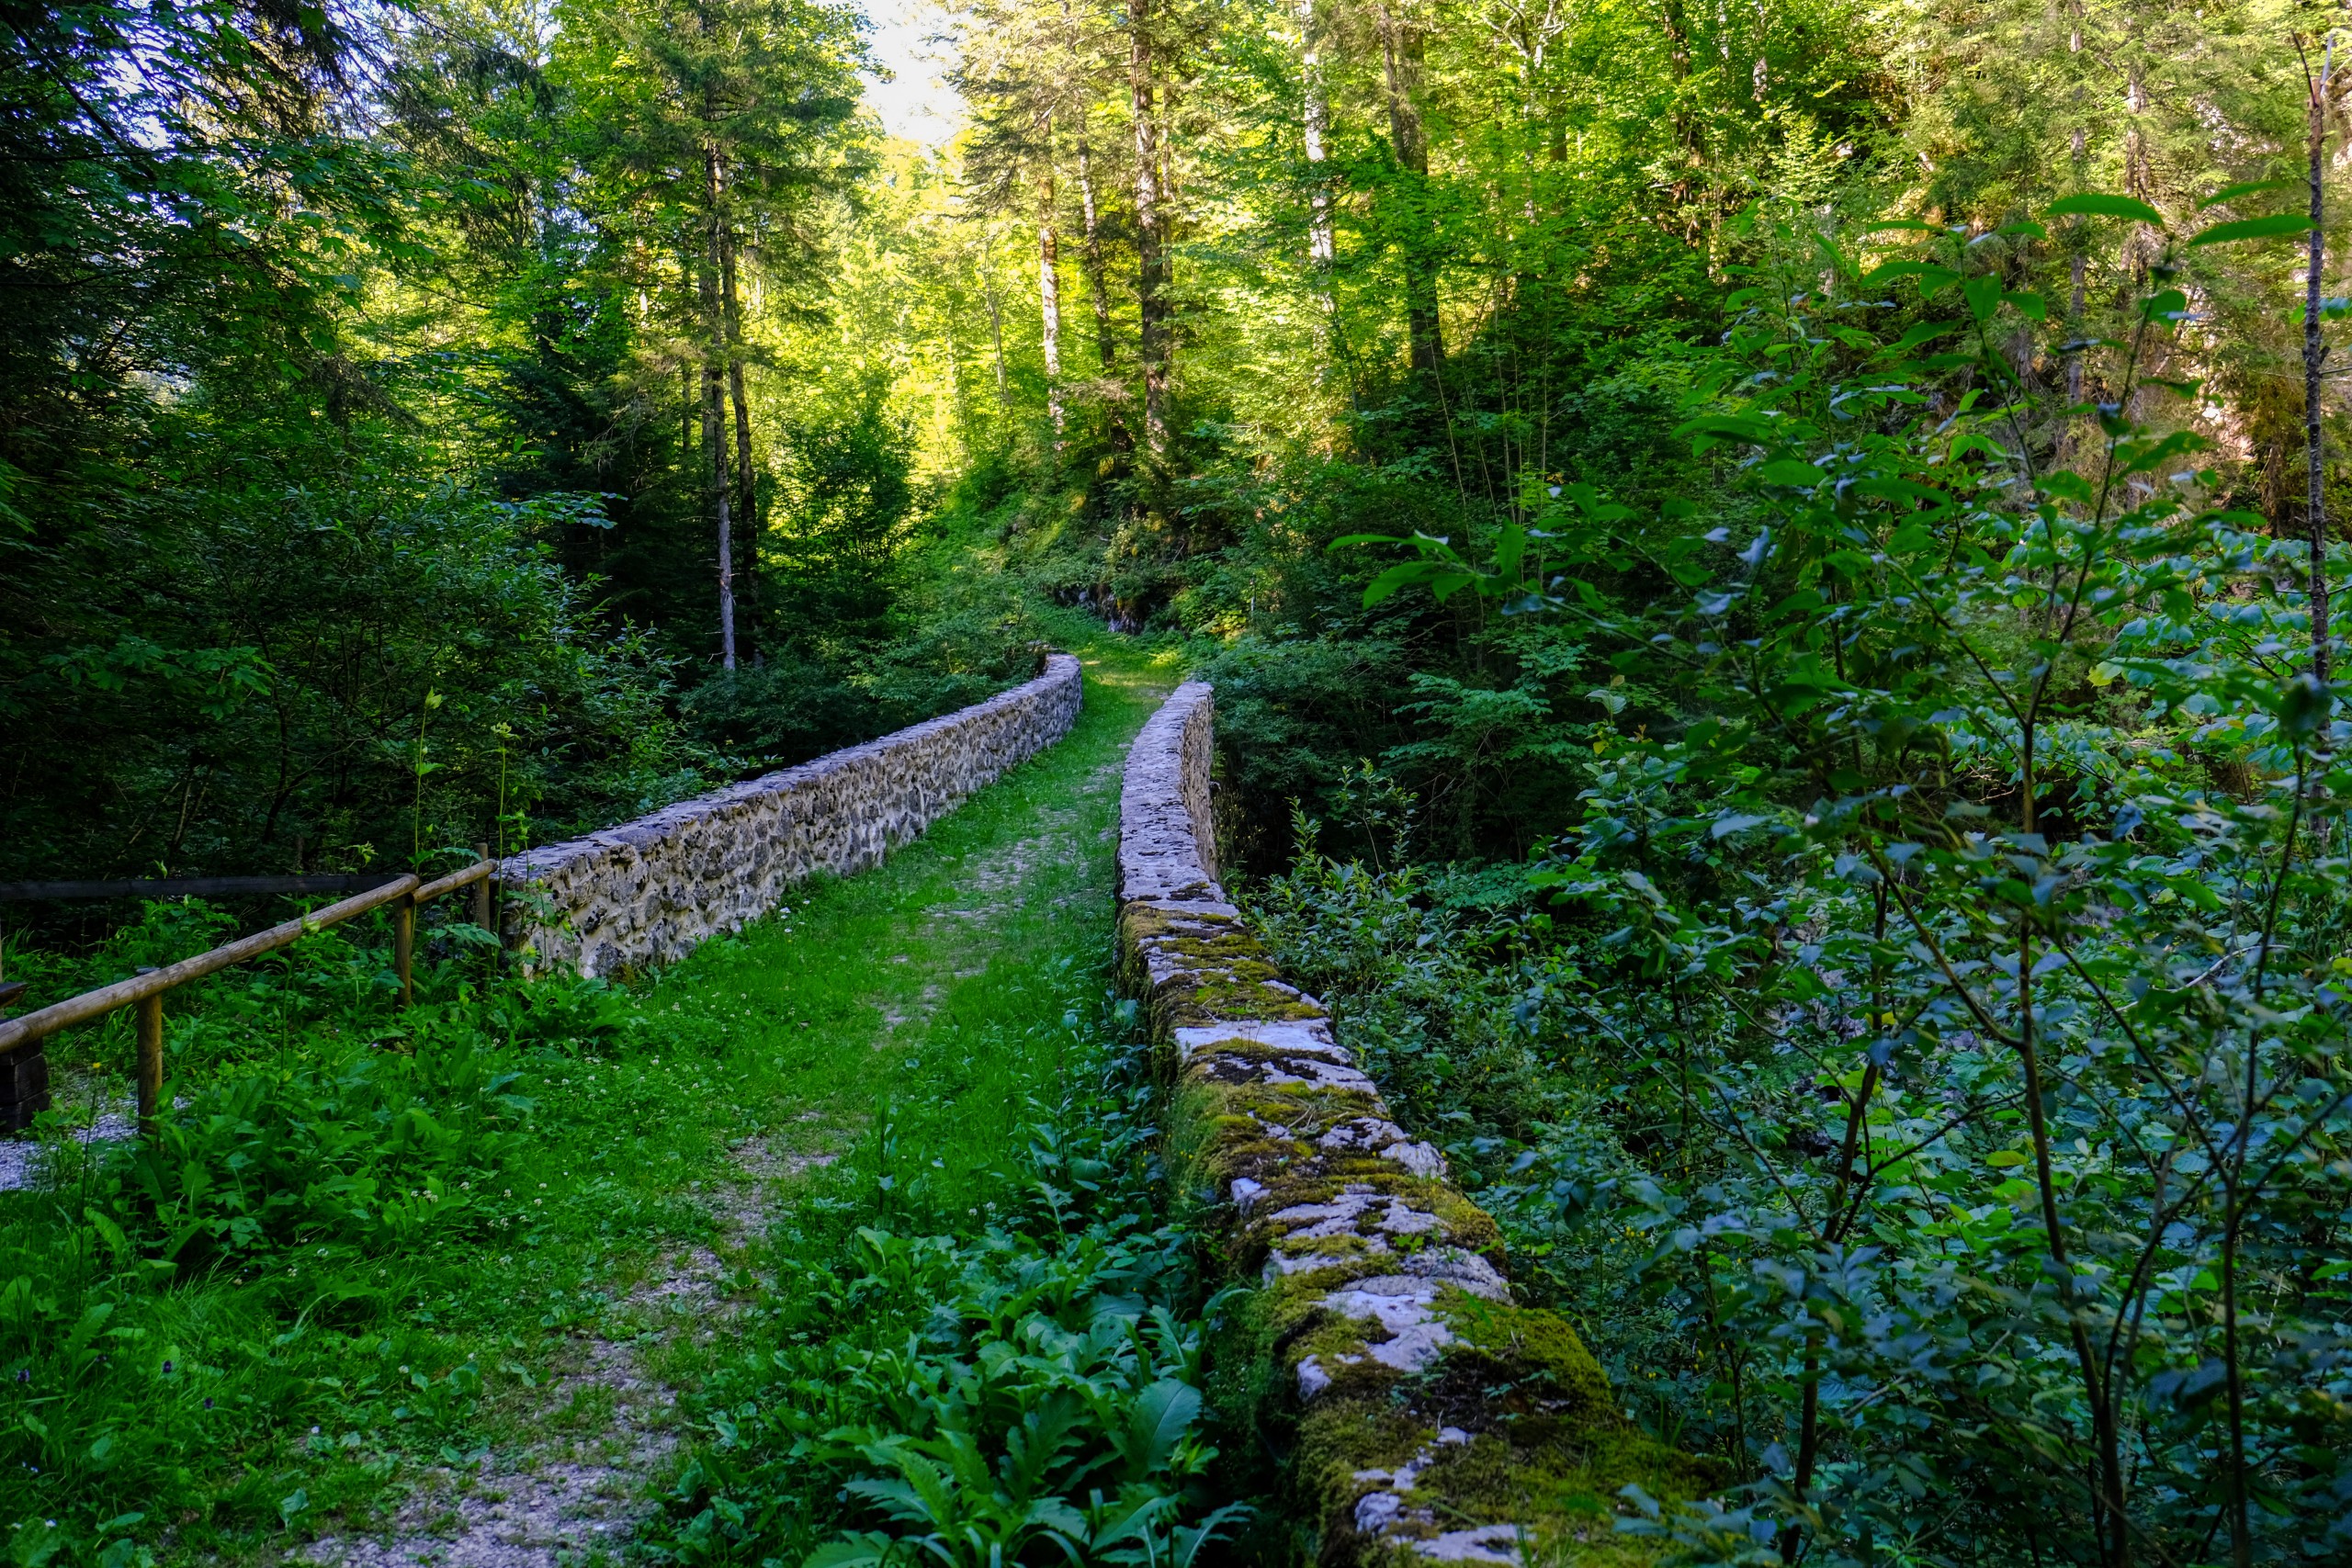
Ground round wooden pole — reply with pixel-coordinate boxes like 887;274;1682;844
394;894;415;1009
135;984;163;1135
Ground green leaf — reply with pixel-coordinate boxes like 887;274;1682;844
1756;459;1826;486
1850;477;1951;506
2188;212;2315;246
1428;571;1478;603
1963;273;2002;322
2003;289;2047;321
1494;521;1527;579
1123;1380;1203;1475
1327;533;1406;550
1363;561;1443;606
2199;177;2303;209
1673;413;1775;444
1877;321;1956;355
2047;193;2164;224
2277;672;2326;739
1864;260;1962;293
806;1531;899;1568
1984;1150;2029;1168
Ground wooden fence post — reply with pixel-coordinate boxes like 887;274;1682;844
472;844;496;989
394;894;415;1008
135;978;163;1135
0;964;44;1132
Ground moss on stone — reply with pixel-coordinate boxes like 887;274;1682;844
1184;1074;1379;1127
1165;973;1329;1026
1118;903;1239;944
1423;1187;1507;1260
1118;694;1730;1566
1433;1289;1615;1418
1293;1400;1431;1501
1145;930;1271;967
1404;1423;1726;1566
1265;1229;1393;1277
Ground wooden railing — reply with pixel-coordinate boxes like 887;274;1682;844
0;873;412;901
0;855;496;1134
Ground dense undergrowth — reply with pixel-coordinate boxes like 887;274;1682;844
2;891;684;1565
1212;225;2352;1564
646;981;1243;1568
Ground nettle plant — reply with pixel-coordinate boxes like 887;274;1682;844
1355;203;2352;1564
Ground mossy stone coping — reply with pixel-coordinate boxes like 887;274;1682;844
1115;682;1723;1564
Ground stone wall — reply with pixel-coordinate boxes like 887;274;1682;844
1115;682;1715;1564
504;653;1083;976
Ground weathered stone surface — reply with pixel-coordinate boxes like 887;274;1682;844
503;654;1083;976
1115;682;1720;1565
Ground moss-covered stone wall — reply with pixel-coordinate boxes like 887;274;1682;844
1115;683;1719;1565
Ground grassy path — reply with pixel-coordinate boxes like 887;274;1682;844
302;636;1177;1568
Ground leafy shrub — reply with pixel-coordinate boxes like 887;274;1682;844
1245;804;1549;1139
1245;214;2352;1564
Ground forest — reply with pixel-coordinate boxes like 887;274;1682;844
3;0;2350;1565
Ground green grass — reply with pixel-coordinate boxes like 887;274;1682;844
0;629;1188;1567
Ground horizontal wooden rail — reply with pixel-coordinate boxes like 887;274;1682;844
0;855;497;1134
413;860;493;904
0;874;406;902
0;875;421;1055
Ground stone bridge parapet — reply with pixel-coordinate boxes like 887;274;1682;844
1115;682;1715;1564
505;653;1082;976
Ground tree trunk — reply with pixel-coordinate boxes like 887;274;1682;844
1040;141;1064;439
1371;0;1442;378
1131;0;1170;456
1659;0;1696;208
1073;96;1115;378
721;224;757;660
2308;43;2334;691
1298;0;1334;270
983;267;1010;414
701;144;735;671
2124;57;2154;281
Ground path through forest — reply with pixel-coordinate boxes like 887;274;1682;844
303;641;1176;1568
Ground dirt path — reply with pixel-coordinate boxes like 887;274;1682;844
299;645;1172;1568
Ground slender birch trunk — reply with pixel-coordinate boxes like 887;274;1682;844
701;144;735;670
1659;0;1695;209
2308;40;2334;691
982;265;1010;414
1298;0;1334;271
1039;135;1065;440
720;224;756;660
1076;119;1115;374
1131;0;1170;456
